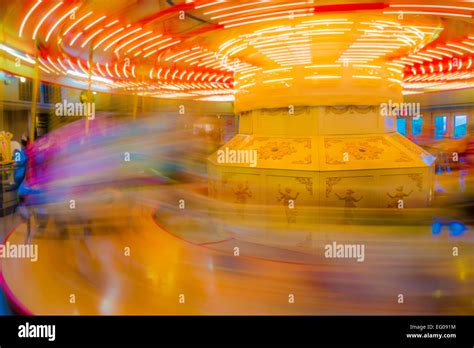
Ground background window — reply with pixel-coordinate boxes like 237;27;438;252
412;117;423;135
434;116;447;139
453;115;467;138
397;118;407;136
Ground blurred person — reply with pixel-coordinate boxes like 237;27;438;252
11;133;28;190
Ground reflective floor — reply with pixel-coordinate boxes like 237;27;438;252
0;213;19;315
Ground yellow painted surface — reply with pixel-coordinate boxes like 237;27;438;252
1;202;473;315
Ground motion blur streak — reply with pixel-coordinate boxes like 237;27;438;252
1;114;473;315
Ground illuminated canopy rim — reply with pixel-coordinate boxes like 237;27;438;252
1;1;472;98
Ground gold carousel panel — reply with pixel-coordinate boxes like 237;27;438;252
264;174;317;230
265;175;315;205
322;134;428;171
219;172;262;206
321;174;374;208
247;136;313;170
378;172;430;208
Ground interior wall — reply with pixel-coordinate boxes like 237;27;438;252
1;74;235;138
402;88;474;140
3;110;29;141
405;88;474;108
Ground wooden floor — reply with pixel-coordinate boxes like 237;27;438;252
1;203;473;315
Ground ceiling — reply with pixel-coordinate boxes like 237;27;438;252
1;0;473;100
